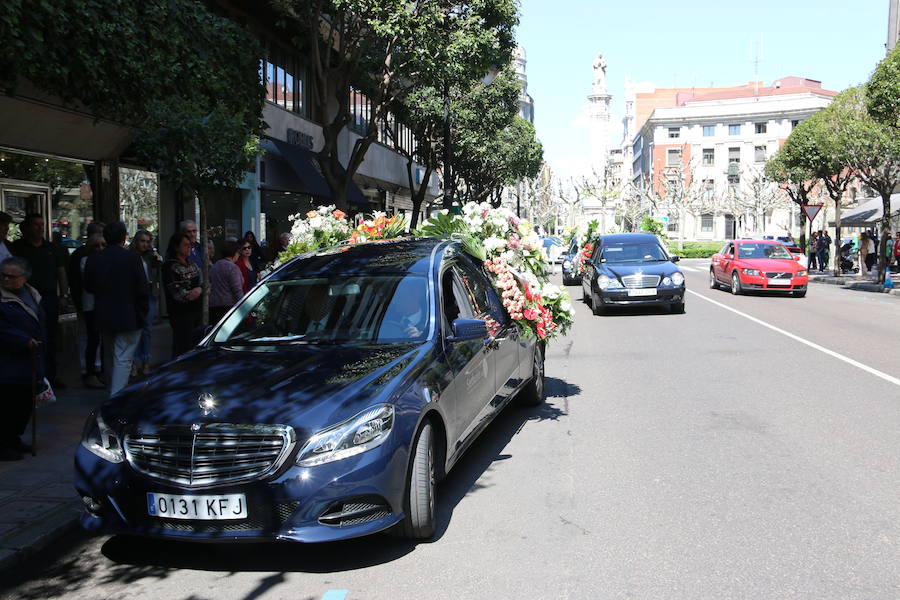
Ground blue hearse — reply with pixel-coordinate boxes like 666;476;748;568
75;238;543;542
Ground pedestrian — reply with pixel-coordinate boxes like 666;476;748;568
83;221;149;397
77;233;106;389
893;231;900;273
162;232;202;358
276;232;291;258
859;232;875;275
67;221;105;384
175;220;204;281
209;241;244;324
0;211;13;263
10;213;69;388
816;230;828;272
0;257;46;460
808;231;819;271
243;231;265;271
236;239;258;293
129;230;163;377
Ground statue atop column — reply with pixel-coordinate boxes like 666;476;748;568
592;53;608;95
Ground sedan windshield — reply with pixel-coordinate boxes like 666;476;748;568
737;243;792;260
213;274;431;345
600;242;668;263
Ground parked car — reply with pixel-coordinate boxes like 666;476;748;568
561;238;581;285
581;232;686;314
709;239;808;297
75;238;545;543
60;237;84;254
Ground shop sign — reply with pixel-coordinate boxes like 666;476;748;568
286;128;314;150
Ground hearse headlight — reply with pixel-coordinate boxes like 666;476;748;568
81;411;124;463
671;272;685;286
563;259;573;269
296;404;394;467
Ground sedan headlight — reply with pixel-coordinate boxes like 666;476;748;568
597;274;610;289
563;259;573;269
81;412;124;463
296;404;394;467
742;268;761;276
796;270;808;277
671;272;685;286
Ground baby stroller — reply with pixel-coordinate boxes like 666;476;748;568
839;241;856;273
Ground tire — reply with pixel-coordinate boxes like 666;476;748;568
591;292;606;315
709;269;719;290
671;301;685;314
395;422;436;540
730;271;743;295
582;285;590;304
518;343;546;407
793;290;806;298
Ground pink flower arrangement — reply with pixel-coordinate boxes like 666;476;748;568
484;257;558;340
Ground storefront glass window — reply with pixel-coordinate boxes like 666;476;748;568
119;168;159;239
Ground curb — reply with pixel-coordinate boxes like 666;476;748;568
0;500;82;575
809;275;900;296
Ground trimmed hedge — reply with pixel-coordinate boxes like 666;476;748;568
668;241;723;258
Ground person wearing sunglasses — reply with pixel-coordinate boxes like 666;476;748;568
0;256;46;460
236;241;258;294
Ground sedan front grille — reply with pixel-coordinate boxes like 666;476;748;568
125;424;296;488
621;274;661;288
765;272;792;279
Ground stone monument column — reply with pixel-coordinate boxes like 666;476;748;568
588;53;612;184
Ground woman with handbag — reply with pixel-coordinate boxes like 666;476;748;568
0;257;46;461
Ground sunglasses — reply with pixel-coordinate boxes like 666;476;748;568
241;246;251;250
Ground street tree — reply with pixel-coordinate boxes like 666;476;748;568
828;85;900;281
722;165;789;238
866;44;900;130
576;163;623;236
765;148;819;252
778;108;855;274
275;0;518;211
519;164;559;233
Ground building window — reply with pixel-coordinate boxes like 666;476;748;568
754;145;767;162
727;147;741;184
261;45;306;116
668;127;680;139
701;213;714;232
702;148;715;166
667;148;682;167
728;124;741;135
791;119;801;129
667;214;678;232
703;179;715;201
754;122;767;134
703;125;715;137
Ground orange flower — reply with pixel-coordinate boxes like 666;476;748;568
332;209;346;220
306;210;317;218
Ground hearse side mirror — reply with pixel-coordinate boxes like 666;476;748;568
670;255;680;262
448;318;488;342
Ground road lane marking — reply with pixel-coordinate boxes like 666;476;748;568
687;290;900;388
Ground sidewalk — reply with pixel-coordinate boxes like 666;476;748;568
808;269;900;296
0;321;173;574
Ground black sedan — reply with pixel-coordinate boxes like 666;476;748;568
75;238;544;543
580;232;686;314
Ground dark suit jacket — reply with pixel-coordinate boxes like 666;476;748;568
84;244;150;333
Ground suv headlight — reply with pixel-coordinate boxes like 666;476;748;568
743;268;761;276
671;272;685;286
81;411;124;463
296;404;394;467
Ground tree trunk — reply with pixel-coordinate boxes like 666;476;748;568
833;199;842;277
878;191;891;284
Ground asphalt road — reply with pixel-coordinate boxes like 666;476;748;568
3;260;898;600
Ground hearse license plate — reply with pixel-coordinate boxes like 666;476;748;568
147;492;247;520
627;288;656;297
767;278;791;286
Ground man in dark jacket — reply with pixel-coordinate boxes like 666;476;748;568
67;221;104;384
0;256;46;460
84;221;149;396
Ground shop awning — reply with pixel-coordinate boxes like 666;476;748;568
269;139;368;207
829;194;899;227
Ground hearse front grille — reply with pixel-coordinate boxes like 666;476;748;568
621;274;661;289
125;424;296;488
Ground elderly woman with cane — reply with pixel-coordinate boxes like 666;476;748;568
0;257;46;461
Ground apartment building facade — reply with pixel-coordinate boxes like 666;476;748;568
632;77;837;241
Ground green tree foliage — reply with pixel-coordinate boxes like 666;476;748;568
866;45;900;129
765;146;818;251
274;0;518;210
